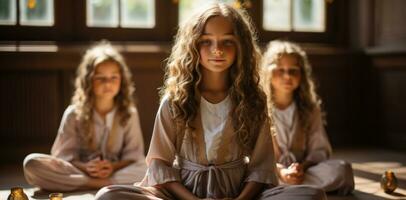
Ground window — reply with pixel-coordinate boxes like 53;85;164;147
252;0;345;44
0;0;54;26
0;0;346;43
75;0;171;41
0;0;172;41
120;0;155;28
87;0;119;27
263;0;325;32
0;0;16;25
86;0;155;28
0;0;67;41
178;0;237;24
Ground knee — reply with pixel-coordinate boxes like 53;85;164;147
337;160;354;174
329;159;351;167
327;159;353;172
23;153;44;172
23;153;54;180
341;160;353;170
335;159;351;166
94;186;116;200
23;153;49;185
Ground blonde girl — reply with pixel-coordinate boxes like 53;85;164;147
96;3;326;200
23;42;147;191
261;40;354;195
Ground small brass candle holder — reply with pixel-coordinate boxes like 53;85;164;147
381;170;398;194
7;187;29;200
49;192;63;200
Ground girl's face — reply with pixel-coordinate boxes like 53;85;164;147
92;61;122;101
270;54;302;95
198;16;237;73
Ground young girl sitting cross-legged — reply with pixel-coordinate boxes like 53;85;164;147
261;40;355;196
23;42;147;192
95;3;326;200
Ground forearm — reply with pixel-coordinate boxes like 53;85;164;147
71;160;87;173
301;160;316;171
160;181;199;200
112;160;134;171
236;182;265;200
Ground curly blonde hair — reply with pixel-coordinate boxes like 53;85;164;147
261;40;322;132
72;41;136;149
161;3;268;153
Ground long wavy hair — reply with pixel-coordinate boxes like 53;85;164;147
261;40;322;132
160;3;268;153
72;41;136;149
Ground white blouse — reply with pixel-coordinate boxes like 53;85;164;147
274;102;296;148
273;102;332;166
93;107;117;159
51;105;145;163
200;95;231;163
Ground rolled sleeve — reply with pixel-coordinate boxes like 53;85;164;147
51;105;79;162
143;159;181;186
143;98;180;186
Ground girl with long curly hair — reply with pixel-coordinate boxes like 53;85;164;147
96;3;326;200
23;42;147;192
261;40;354;195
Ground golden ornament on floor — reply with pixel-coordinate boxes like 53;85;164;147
381;170;398;193
49;193;63;200
7;187;29;200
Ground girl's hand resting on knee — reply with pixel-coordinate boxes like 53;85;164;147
280;162;304;184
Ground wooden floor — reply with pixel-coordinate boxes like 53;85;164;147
0;148;405;200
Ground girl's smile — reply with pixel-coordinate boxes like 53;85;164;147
209;58;226;63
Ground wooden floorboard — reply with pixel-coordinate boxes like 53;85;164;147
0;148;405;200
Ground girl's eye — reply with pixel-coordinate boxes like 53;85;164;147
111;75;120;80
93;76;105;82
272;68;301;77
223;40;235;46
93;75;121;82
199;40;211;46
